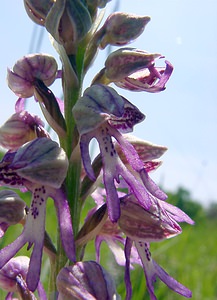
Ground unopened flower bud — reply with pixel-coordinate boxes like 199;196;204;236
0;111;49;150
92;48;161;84
99;13;150;49
24;0;54;26
119;195;181;242
45;0;92;54
10;137;69;189
57;261;120;300
7;53;58;98
0;256;29;292
34;80;67;137
86;0;111;9
76;204;107;247
0;190;26;237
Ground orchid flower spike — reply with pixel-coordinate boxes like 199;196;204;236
0;138;75;292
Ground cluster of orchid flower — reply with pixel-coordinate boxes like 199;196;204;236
0;1;193;299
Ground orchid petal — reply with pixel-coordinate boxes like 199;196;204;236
140;168;167;200
52;188;76;262
160;201;194;225
135;241;192;299
15;97;26;113
124;237;133;300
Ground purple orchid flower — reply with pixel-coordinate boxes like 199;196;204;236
92;48;173;93
115;59;174;93
134;241;192;300
119;195;193;299
0;138;75;292
73;84;167;222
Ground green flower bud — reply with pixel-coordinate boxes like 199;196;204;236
23;0;54;26
99;12;150;49
45;0;92;54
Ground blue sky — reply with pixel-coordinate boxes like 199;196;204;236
1;1;217;206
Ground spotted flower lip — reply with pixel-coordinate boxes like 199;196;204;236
120;191;194;299
134;241;192;300
7;53;58;98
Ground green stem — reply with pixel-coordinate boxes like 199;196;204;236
53;45;86;286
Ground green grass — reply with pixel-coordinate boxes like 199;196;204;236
0;192;216;299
